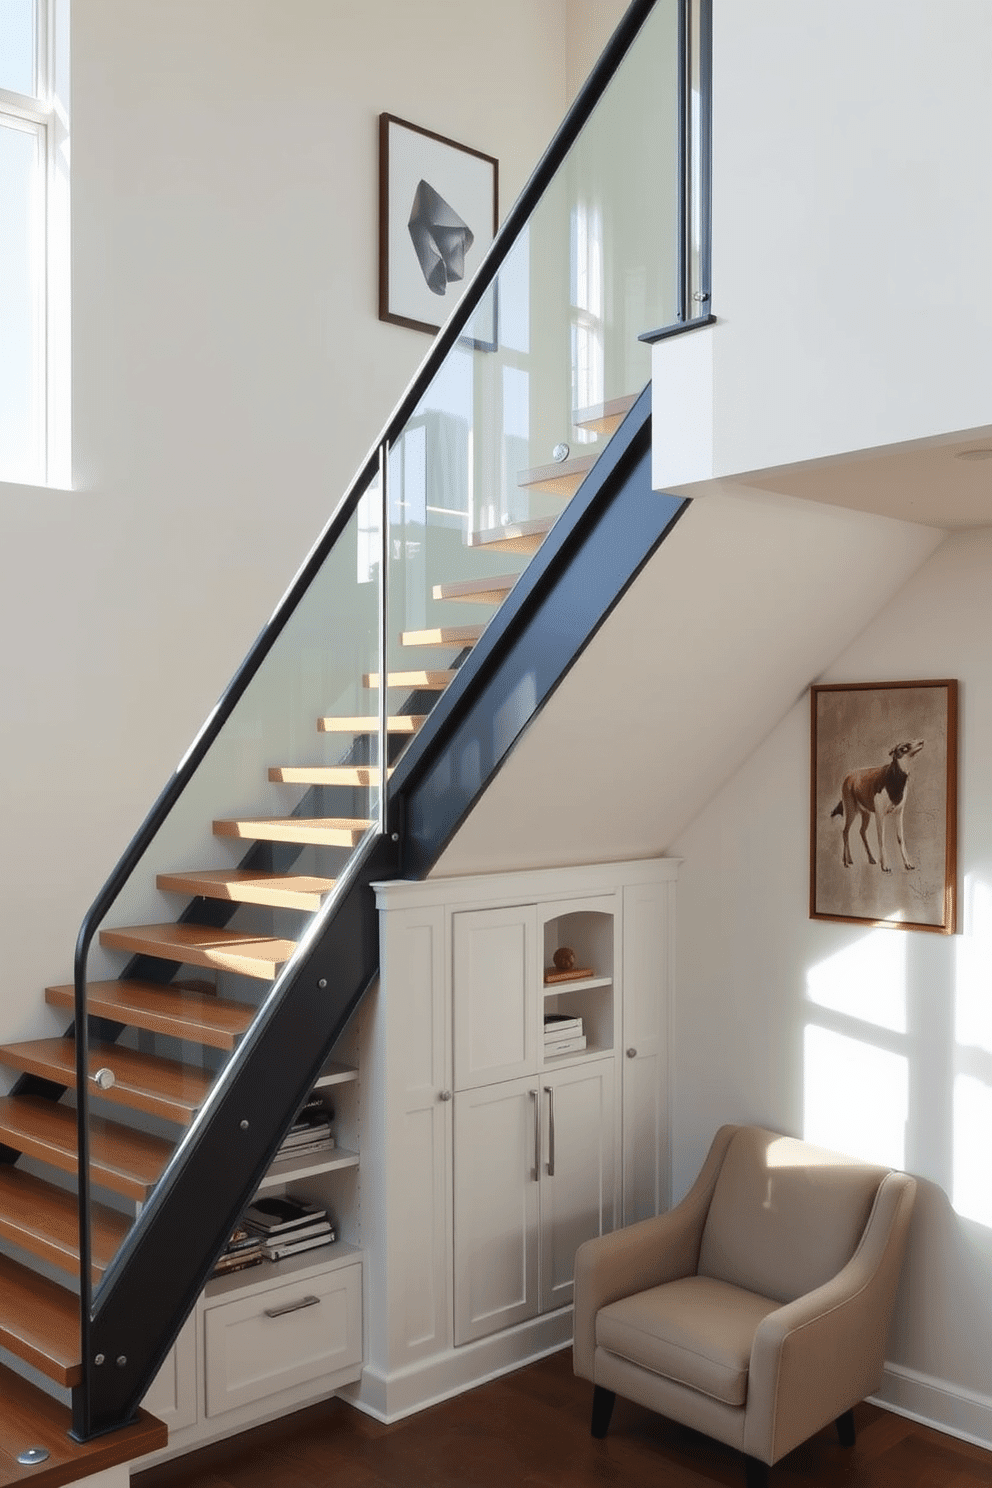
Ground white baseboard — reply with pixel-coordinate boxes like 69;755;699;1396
872;1362;992;1452
343;1311;573;1423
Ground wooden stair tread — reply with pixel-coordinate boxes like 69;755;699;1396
516;452;596;496
0;1096;173;1203
267;766;390;788
572;392;637;435
100;922;295;980
158;867;336;913
400;625;485;648
467;515;555;555
432;574;517;604
0;1356;165;1485
46;977;254;1049
0;1039;213;1125
317;714;426;733
0;1254;80;1387
0;1165;130;1279
363;670;455;690
214;816;371;849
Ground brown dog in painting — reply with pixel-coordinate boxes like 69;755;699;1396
830;740;924;872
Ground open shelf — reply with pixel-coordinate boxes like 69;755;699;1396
542;975;611;996
256;1146;359;1192
204;1239;361;1300
313;1061;358;1089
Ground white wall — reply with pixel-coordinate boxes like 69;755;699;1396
671;527;992;1446
654;0;992;490
0;0;569;1044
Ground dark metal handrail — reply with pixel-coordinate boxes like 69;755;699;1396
71;0;663;1388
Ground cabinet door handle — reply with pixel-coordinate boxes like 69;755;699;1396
544;1085;555;1177
626;1047;637;1059
263;1294;321;1320
439;1089;452;1101
530;1088;540;1181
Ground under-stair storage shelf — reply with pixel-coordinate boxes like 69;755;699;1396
357;858;677;1423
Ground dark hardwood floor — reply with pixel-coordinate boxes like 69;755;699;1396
134;1349;992;1488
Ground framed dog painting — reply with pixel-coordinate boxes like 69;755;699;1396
810;680;958;933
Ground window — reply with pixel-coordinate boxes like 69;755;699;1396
0;0;69;485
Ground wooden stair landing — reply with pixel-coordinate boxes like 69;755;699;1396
0;1358;164;1488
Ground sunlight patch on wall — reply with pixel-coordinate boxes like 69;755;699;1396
955;878;992;1056
806;930;907;1033
803;1025;908;1168
953;1076;992;1228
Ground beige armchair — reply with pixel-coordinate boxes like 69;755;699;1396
573;1124;916;1487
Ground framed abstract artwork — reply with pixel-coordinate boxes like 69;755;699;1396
378;113;498;344
809;679;958;933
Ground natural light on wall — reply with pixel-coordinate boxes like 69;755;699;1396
0;0;70;487
953;876;992;1227
805;932;909;1169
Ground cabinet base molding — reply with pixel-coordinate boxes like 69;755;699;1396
348;1309;573;1424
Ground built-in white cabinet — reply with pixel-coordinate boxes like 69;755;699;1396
359;857;676;1422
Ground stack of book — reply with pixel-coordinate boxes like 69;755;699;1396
275;1096;335;1161
212;1224;266;1278
243;1194;337;1261
544;1012;586;1057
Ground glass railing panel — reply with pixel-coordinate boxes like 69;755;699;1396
80;473;383;1300
384;0;680;740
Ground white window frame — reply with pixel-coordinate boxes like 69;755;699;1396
0;0;70;487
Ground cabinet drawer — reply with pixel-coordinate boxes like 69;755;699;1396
204;1261;361;1417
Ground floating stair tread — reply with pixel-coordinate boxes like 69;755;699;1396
400;625;485;648
157;867;337;913
516;452;596;496
363;670;455;690
267;766;390;789
0;1254;81;1386
432;573;518;604
0;1355;165;1484
572;392;637;435
467;516;555;555
214;816;371;849
317;714;426;734
0;1039;213;1126
0;1096;173;1203
0;1165;130;1279
100;922;295;980
46;977;254;1049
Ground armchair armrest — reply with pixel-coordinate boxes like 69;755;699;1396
573;1124;738;1380
744;1170;916;1465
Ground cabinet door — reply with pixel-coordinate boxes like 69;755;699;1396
621;880;670;1224
453;1077;540;1344
539;1058;616;1314
453;905;538;1089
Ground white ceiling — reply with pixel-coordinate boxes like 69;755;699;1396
434;485;943;878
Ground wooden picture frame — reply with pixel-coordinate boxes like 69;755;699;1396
378;113;498;344
810;679;958;933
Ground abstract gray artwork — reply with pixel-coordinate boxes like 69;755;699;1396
408;179;475;296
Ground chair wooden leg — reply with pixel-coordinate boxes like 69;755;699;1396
744;1456;770;1488
590;1386;616;1439
836;1408;857;1448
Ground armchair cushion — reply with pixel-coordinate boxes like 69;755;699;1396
597;1275;781;1406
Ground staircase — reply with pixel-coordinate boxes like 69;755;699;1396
0;0;710;1460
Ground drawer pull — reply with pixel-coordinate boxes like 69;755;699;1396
263;1294;321;1320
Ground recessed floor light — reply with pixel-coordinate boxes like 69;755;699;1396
954;448;992;462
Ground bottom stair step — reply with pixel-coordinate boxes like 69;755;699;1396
0;1357;165;1487
0;1253;81;1387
